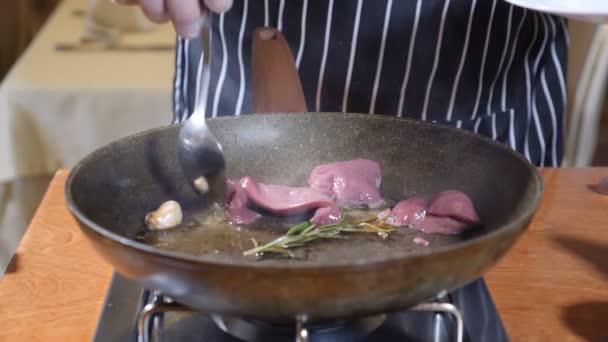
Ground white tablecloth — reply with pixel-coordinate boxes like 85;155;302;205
0;0;176;182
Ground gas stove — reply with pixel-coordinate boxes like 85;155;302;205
93;274;507;342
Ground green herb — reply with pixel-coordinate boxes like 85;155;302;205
242;217;395;258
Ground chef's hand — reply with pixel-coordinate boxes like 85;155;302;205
114;0;233;38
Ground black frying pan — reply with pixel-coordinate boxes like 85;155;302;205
65;28;542;323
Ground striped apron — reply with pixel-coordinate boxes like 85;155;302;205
172;0;569;167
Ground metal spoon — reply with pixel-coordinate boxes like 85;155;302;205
177;11;226;204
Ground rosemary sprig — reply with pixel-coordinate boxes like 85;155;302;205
243;217;395;258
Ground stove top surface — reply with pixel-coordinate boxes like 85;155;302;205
93;274;507;342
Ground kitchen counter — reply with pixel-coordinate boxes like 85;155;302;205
0;168;606;341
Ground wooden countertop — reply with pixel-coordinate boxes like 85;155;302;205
0;168;607;341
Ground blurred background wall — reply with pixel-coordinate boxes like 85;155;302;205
0;0;60;81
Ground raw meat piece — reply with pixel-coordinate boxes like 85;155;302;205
413;237;430;246
384;191;478;235
308;159;384;207
240;177;336;215
225;179;261;224
427;190;480;224
409;215;469;235
376;208;392;221
225;177;340;225
310;205;341;225
386;198;427;226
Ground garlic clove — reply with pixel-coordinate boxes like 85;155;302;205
145;200;183;230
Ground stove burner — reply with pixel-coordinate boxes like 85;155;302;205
137;292;386;342
137;294;465;342
93;275;508;342
210;314;386;342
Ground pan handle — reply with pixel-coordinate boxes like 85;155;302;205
251;27;308;113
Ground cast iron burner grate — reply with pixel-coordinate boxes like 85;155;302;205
93;274;508;342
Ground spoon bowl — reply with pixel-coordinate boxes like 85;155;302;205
177;12;227;204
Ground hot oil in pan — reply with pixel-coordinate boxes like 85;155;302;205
136;205;465;265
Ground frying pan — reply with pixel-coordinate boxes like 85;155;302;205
65;28;543;323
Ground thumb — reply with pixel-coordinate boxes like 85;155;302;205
203;0;233;13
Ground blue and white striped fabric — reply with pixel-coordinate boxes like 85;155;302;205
172;0;568;167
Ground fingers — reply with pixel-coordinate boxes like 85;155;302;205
204;0;234;13
139;0;169;24
115;0;235;39
166;0;203;38
112;0;139;5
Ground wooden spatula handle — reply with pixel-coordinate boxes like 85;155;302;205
251;27;308;113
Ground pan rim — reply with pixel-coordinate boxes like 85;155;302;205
64;112;544;270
